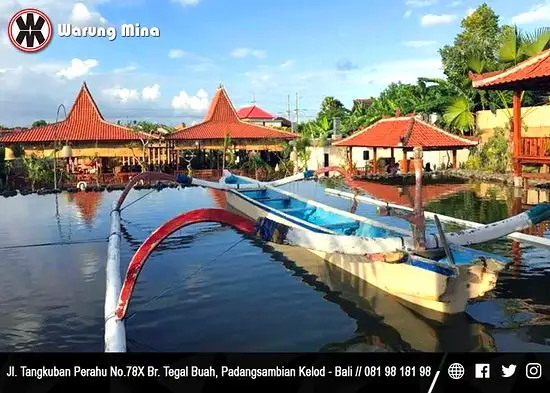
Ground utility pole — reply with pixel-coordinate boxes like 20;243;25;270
287;94;291;120
295;92;299;131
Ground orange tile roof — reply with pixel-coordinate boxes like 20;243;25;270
471;48;550;90
354;181;469;208
236;105;274;119
334;116;477;149
169;86;296;141
0;83;144;144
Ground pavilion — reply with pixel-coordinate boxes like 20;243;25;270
334;115;478;173
0;83;162;173
470;48;550;187
169;85;296;168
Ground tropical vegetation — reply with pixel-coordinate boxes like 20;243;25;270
298;4;550;138
292;3;550;172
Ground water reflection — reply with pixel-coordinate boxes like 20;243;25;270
270;244;496;352
0;180;549;352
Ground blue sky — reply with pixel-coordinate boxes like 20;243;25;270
0;0;548;126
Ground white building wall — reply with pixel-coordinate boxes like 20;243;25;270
306;146;347;171
308;146;472;171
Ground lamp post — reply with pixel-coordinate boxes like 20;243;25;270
53;104;72;190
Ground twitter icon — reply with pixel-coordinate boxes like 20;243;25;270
502;365;516;378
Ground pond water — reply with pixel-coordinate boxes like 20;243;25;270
0;179;549;352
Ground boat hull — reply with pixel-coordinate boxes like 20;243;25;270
225;190;501;315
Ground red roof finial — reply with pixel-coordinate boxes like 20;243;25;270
395;108;401;117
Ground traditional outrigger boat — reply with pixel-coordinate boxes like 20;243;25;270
104;148;550;351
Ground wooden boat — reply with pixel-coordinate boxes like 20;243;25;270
215;170;510;315
105;163;550;352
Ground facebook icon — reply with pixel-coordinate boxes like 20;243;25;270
475;364;491;379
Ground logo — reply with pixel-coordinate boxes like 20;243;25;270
502;364;516;378
8;8;53;52
475;364;490;379
525;363;542;379
448;363;465;380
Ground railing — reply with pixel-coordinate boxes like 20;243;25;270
520;137;550;158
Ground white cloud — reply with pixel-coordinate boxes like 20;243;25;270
421;14;456;26
56;58;99;79
403;40;438;47
512;3;550;24
466;8;475;17
103;87;140;103
142;84;160;101
231;48;266;59
112;65;137;73
404;10;412;18
168;49;186;59
69;3;107;26
406;0;437;7
104;83;161;102
172;0;201;6
172;89;209;111
450;1;462;6
280;60;294;68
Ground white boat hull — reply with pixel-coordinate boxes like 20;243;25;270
225;190;502;315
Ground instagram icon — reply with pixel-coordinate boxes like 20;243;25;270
525;363;542;379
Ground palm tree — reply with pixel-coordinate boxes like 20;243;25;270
499;26;550;66
23;155;47;191
440;26;550;135
222;131;235;170
240;152;272;180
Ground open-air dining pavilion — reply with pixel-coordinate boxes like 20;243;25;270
471;48;550;187
334;115;478;174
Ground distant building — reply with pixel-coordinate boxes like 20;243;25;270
236;105;291;128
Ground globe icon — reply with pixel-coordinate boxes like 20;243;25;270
448;363;465;379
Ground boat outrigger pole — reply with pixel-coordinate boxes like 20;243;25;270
377;147;428;252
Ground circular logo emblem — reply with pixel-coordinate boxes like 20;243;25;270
8;8;53;53
447;363;465;380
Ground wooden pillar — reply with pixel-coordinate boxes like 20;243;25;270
513;90;523;187
390;147;394;162
400;149;408;173
452;150;457;169
372;147;378;174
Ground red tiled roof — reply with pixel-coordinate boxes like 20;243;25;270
354;181;468;208
470;48;550;90
169;87;296;141
334;116;477;149
236;105;274;119
0;83;144;144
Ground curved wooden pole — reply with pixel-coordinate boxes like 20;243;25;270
115;171;176;211
115;208;256;320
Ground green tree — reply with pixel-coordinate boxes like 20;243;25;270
31;120;48;128
439;4;501;89
317;96;350;128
